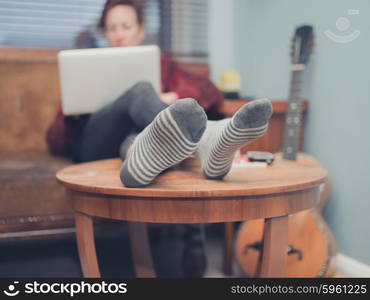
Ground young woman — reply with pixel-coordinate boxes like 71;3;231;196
46;0;272;188
46;0;223;163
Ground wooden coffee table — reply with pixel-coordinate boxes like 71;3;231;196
56;155;327;278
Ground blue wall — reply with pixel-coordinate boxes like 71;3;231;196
208;0;236;83
231;0;370;264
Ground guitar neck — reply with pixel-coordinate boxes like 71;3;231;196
282;66;305;160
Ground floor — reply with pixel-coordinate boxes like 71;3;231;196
0;222;347;278
0;223;235;278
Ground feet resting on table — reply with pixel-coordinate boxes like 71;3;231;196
120;98;273;188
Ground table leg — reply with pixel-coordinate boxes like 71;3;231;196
127;222;156;278
259;215;288;277
74;212;101;278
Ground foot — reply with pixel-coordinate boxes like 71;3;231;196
196;98;273;179
120;98;207;187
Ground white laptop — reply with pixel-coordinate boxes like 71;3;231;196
58;45;160;115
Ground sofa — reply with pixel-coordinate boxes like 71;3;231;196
0;48;74;239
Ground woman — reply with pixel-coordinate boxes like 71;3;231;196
48;0;272;189
46;0;223;163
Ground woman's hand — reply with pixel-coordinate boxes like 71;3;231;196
160;92;179;105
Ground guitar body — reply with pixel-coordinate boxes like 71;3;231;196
235;154;336;277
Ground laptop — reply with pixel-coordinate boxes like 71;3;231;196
58;45;160;115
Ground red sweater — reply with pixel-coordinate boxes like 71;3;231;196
46;55;224;157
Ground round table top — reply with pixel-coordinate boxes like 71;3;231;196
56;155;328;198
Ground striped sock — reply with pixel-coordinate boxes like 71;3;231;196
196;98;273;179
120;98;207;187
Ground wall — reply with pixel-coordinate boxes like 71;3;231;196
208;0;236;83
232;0;370;264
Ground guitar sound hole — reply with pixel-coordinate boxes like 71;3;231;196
243;242;303;261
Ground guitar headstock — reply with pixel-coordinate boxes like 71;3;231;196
291;25;314;65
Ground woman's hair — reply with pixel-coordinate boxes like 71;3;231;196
98;0;143;30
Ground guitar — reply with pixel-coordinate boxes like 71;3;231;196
234;25;336;277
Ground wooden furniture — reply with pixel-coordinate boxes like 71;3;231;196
0;47;309;277
0;47;308;242
56;156;327;278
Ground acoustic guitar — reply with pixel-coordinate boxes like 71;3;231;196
234;25;336;277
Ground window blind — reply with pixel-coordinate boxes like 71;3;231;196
0;0;209;62
159;0;208;62
0;0;106;48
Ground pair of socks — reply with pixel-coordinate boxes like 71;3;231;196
120;98;272;188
